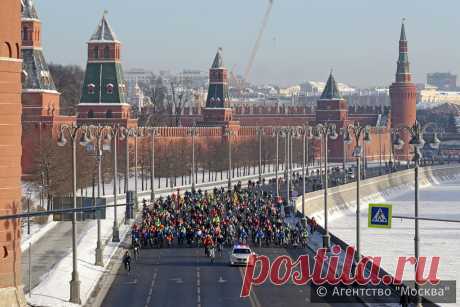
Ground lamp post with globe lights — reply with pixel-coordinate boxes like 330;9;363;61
342;122;371;262
392;121;440;307
313;123;339;249
57;124;92;304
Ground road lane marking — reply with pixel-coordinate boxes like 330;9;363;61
239;267;262;307
196;254;202;307
196;268;201;306
218;276;227;283
144;270;158;307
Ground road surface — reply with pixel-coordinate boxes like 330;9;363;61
102;244;364;307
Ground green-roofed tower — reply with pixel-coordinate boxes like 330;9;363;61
77;12;134;125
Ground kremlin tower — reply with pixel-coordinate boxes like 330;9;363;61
21;0;62;177
390;21;417;160
77;13;135;127
200;48;239;127
316;72;349;162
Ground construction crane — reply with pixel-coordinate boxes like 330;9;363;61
243;0;274;82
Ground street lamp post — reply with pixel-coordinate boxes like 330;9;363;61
26;188;32;235
392;120;440;307
362;138;367;179
314;123;338;249
343;122;371;262
106;125;123;242
147;127;160;202
272;128;281;197
133;128;142;211
86;125;111;266
257;127;264;183
187;124;198;191
378;126;383;175
121;127;138;225
280;127;292;204
58;124;89;304
224;127;236;191
299;125;312;216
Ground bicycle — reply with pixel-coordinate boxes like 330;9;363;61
209;246;216;263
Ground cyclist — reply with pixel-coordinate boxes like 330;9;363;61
122;250;132;272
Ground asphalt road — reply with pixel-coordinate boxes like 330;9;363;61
101;244;365;307
21;220;92;293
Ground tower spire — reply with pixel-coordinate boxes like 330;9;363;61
395;19;411;83
320;70;342;100
211;47;224;68
400;18;407;41
89;11;118;42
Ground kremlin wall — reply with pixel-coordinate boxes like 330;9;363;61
17;1;416;179
0;1;416;302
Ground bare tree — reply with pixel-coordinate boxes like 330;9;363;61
139;76;169;126
165;81;191;127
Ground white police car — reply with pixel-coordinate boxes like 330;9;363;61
229;245;254;266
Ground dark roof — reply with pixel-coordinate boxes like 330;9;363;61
21;0;39;19
320;72;342;100
90;13;118;42
400;20;407;41
211;48;224;68
22;49;57;91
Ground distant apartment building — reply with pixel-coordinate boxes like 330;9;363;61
427;72;457;91
300;81;356;96
179;69;208;89
125;68;154;84
418;86;460;107
279;85;301;97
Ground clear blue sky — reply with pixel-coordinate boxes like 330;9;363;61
36;0;460;88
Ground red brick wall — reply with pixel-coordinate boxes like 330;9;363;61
0;0;23;289
22;91;60;118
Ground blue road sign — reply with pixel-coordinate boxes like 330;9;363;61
368;203;392;229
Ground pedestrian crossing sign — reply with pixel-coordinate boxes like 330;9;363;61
368;204;392;228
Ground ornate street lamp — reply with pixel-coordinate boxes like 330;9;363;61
187;124;198;191
272;127;282;197
146;127;160;201
224;127;237;191
343;122;371;262
392;120;440;307
57;124;90;304
297;124;313;217
86;125;112;266
314;123;338;249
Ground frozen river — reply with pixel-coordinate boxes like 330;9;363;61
321;175;460;306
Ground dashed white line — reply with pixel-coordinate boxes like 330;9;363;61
196;266;201;307
144;270;158;307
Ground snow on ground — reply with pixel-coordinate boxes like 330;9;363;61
27;202;129;307
317;174;460;307
21;218;58;252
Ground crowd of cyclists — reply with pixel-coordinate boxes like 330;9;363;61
123;180;319;270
